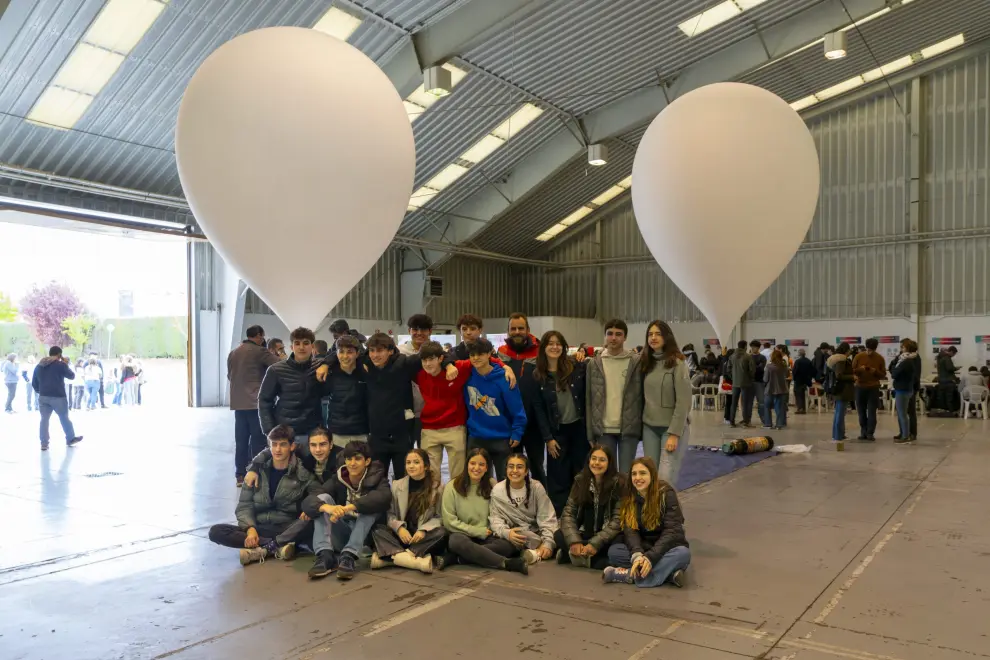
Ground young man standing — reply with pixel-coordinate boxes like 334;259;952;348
452;314;484;360
749;340;769;427
496;313;545;482
32;347;83;451
852;338;886;441
329;319;366;353
208;425;313;566
258;327;323;447
585;319;642;472
792;348;815;414
399;314;434;447
321;335;369;448
729;340;756;428
304;440;391;580
267;338;286;360
228;324;278;486
465;338;528;480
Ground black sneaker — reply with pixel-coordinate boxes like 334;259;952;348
504;557;529;575
435;551;458;571
336;552;358;580
41;443;49;451
67;436;83;447
307;550;337;579
894;436;914;445
555;549;570;565
857;435;867;440
670;569;685;588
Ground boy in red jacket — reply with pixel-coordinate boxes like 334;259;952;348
417;341;515;479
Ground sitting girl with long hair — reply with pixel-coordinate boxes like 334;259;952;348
490;453;558;565
555;444;624;569
603;457;690;587
370;448;447;574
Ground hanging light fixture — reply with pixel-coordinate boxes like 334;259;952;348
588;143;608;166
423;66;452;97
824;32;847;60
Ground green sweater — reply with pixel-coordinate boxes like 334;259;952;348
441;480;491;539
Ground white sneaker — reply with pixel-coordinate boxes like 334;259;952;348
239;547;268;566
370;552;390;570
522;549;540;565
274;542;295;561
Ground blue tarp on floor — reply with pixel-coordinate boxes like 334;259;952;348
674;447;776;491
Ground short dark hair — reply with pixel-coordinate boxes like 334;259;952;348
737;340;748;350
508;313;529;329
419;340;446;360
865;337;879;350
903;339;918;352
603;319;627;335
314;340;329;354
456;314;483;330
336;335;360;352
683;343;695;352
267;338;283;350
947;346;957;354
749;339;761;348
246;325;264;339
407;314;433;331
467;338;494;356
290;327;316;343
367;332;395;350
329;319;349;334
836;342;851;354
268;424;295;443
341;440;371;460
762;342;772;349
309;427;330;440
969;366;978;372
820;342;830;350
49;346;62;357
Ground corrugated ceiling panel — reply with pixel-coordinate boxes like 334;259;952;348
349;0;473;28
464;0;822;116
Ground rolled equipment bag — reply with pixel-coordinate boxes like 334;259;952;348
722;436;774;455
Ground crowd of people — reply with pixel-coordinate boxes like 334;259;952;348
219;314;694;584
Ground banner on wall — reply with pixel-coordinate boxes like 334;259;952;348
702;338;721;349
977;335;990;367
873;335;901;361
836;336;861;345
753;338;776;346
784;339;808;347
931;337;962;356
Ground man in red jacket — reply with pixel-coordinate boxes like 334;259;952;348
417;341;515;479
496;313;545;483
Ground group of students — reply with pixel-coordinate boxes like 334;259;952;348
208;426;691;588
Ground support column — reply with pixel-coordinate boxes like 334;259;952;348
908;76;928;350
400;269;428;327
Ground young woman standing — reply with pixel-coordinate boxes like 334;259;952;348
370;449;447;574
638;321;692;485
555;445;625;569
525;330;588;515
603;457;690;587
490;453;558;565
440;448;529;574
764;349;789;430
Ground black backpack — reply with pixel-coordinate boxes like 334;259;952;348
823;365;841;395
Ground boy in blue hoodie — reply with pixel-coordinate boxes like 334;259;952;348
464;338;527;480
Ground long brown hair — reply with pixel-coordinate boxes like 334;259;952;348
641;320;684;373
453;448;493;499
574;444;621;506
405;448;438;519
770;348;786;368
534;330;573;391
618;457;662;530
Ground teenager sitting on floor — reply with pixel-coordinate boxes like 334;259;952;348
555;444;624;570
489;453;558;566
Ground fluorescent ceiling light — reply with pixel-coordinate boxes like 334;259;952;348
591;186;626;207
406;63;468;122
407;187;439;211
26;87;95;130
460;134;506;164
921;34;965;59
789;95;820;111
861;56;914;82
817;76;865;100
544;223;567;237
313;6;362;41
677;0;767;37
534;232;553;242
425;163;469;191
560;207;593;227
85;0;167;53
616;176;632;189
492;103;544;140
53;43;126;96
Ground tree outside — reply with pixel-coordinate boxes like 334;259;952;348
63;315;98;358
20;282;83;347
0;291;16;322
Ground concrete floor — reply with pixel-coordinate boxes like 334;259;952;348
1;403;988;660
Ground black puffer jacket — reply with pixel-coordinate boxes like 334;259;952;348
320;357;369;436
524;357;587;441
258;355;322;436
361;351;421;447
302;461;391;521
620;483;689;565
559;473;625;552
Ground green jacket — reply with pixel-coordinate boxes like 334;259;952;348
235;454;313;529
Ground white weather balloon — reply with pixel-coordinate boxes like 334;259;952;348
175;27;415;330
632;82;820;344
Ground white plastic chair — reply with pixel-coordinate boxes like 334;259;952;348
807;386;825;413
701;384;720;411
962;386;989;419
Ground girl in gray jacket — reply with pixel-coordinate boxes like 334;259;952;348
370;449;446;574
638;321;692;485
490;454;559;565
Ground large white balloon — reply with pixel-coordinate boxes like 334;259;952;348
632;82;820;344
176;27;415;330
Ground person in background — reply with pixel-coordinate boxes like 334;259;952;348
86;352;106;409
586;319;642;472
3;353;18;413
889;339;921;444
83;358;102;411
329;319;366;353
827;343;855;442
728;341;755;428
369;449;446;574
749;340;769;427
313;340;329;360
682;344;699;375
937;346;960;385
398;313;434;448
267;338;286;360
639;320;691;485
259;327;323;448
791;348;815;414
497;313;545;483
464;338;527;481
313;339;330;427
555;445;624;569
764;349;789;430
525;330;587;515
960;366;987;414
720;348;735;424
452;315;484;361
700;347;720;375
22;354;39;412
634;346;644;355
981;366;990;388
574;346;587;362
72;358;87;410
852;338;886;441
227;325;278;486
32;346;83;451
489;453;558;566
603;457;690;588
132;355;146;406
207;425;314;566
120;355;139;406
760;342;773;362
812;342;830;383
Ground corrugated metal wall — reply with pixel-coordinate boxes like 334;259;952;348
426;256;519;324
924;51;990;315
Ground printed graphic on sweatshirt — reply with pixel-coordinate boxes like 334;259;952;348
467;386;500;417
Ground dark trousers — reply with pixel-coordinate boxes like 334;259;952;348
467;436;512;481
411;418;423;448
908;392;918;437
855;387;880;437
552;529;611;570
521;423;546;485
208;519;313;549
371;525;447;558
794;384;808;412
371;428;413;479
729;385;755;425
4;382;15;412
72;385;85;410
546;421;588;516
447;532;517;569
233;410;266;478
98;379;105;407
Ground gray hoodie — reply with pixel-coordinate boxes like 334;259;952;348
489;479;558;550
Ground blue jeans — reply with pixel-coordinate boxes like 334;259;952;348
753;381;767;425
894;391;912;438
766;393;787;428
25;383;38;411
86;381;100;408
832;399;847;440
38;395;76;444
643;424;690;486
607;543;691;588
312;494;376;557
596;433;637;474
